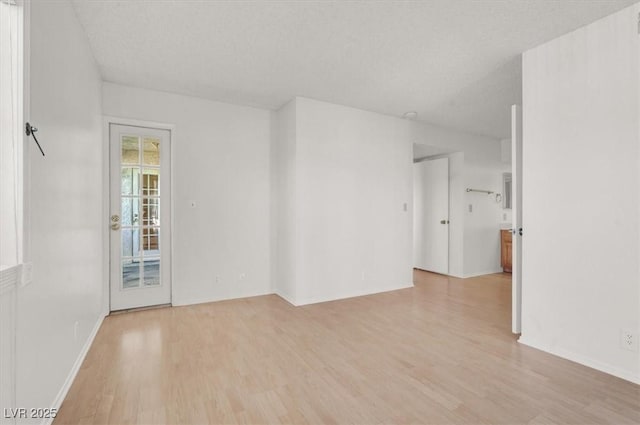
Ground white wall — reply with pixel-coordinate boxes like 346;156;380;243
17;0;104;418
412;123;504;277
463;165;504;276
102;83;272;306
273;97;414;305
521;3;640;383
272;99;297;303
295;97;415;304
448;152;465;277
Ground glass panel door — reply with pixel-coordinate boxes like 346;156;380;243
110;125;171;311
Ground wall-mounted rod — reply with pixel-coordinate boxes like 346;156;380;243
466;188;493;195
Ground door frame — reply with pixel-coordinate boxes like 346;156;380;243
102;116;175;313
511;105;523;334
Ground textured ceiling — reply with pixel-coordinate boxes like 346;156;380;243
72;0;637;139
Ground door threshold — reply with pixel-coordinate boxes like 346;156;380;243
110;303;172;315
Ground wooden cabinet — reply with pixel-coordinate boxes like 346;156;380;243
501;229;512;273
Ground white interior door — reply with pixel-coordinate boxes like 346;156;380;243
413;157;449;274
511;105;523;333
109;124;171;311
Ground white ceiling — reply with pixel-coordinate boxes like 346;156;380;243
72;0;636;139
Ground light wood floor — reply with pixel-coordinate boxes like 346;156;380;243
55;271;640;424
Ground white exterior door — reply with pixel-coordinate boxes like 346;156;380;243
413;157;449;275
511;105;523;334
109;124;171;311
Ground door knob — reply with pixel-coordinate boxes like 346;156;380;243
111;215;120;230
440;219;449;224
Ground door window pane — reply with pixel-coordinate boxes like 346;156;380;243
121;167;140;196
122;258;140;289
143;138;160;166
122;228;140;258
143;258;160;286
121;197;139;226
142;198;159;227
121;136;140;165
142;169;159;196
142;227;159;253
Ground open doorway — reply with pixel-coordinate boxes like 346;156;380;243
413;156;449;274
413;144;463;277
413;140;517;331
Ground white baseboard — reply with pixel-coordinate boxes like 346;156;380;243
518;336;640;385
462;269;504;278
294;283;414;306
176;285;415;308
45;312;106;425
275;291;298;306
172;289;274;307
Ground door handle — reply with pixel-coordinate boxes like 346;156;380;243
111;214;120;231
440;219;449;224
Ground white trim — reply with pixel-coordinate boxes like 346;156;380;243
461;269;504;279
518;336;640;385
172;289;274;308
101;118;110;314
18;0;29;265
275;291;297;307
419;270;503;279
102;115;175;132
15;0;26;265
44;312;106;425
175;283;415;308
294;283;414;307
102;116;175;312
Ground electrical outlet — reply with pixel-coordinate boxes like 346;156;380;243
620;329;638;351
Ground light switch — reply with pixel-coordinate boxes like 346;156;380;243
189;200;197;208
